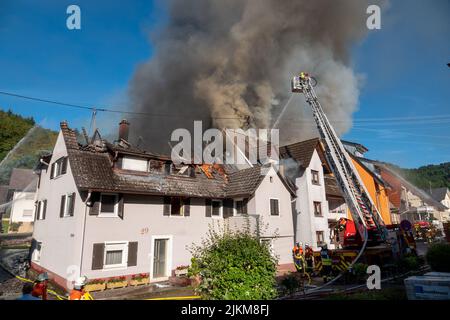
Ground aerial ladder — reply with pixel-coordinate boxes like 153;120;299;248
291;72;387;245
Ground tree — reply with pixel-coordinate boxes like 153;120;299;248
188;224;278;300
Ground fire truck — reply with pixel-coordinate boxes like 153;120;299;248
291;73;415;275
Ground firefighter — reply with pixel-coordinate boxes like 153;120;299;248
305;243;314;272
320;244;332;283
293;242;305;273
32;272;48;300
293;247;305;274
69;276;92;300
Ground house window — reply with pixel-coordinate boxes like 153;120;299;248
316;231;325;246
60;193;75;217
37;200;47;220
104;242;128;268
171;197;185;216
22;209;33;218
100;194;118;217
50;157;68;179
234;199;246;215
314;201;322;217
212;200;222;217
270;199;279;216
311;170;320;185
122;156;148;172
32;241;42;262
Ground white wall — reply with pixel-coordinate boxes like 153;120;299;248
10;191;36;223
32;131;86;285
294;150;332;250
81;166;295;280
35;133;295;284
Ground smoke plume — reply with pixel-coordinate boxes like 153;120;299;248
129;0;386;151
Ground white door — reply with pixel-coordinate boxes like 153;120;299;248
151;236;172;281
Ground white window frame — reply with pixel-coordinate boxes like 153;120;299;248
99;193;119;218
62;193;75;218
32;241;42;263
269;198;280;217
311;169;320;185
103;241;128;270
313;201;322;217
211;199;223;218
37;200;46;220
233;198;245;216
150;235;173;282
122;156;149;172
52;157;66;179
316;231;325;246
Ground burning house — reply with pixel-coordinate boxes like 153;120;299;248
30;121;296;290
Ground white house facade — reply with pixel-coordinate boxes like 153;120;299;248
31;121;296;290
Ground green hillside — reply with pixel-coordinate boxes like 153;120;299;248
0;109;58;184
401;162;450;190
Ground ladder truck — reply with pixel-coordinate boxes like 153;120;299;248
291;72;388;247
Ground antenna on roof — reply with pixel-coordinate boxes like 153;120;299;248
81;127;90;145
89;108;97;137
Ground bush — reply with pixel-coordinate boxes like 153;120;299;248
396;254;421;272
9;222;22;232
351;263;368;282
280;273;302;295
426;243;450;272
188;226;278;300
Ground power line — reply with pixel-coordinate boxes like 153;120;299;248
0;90;241;120
2;89;450;124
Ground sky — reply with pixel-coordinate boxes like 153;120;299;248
0;0;448;168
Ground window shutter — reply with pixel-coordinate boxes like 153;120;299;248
163;197;171;216
69;193;75;216
42;200;47;220
89;192;100;216
50;163;55;179
35;201;40;221
29;239;38;261
127;242;138;267
242;198;248;215
223;199;233;218
205;199;212;217
91;243;105;270
184;198;190;216
61;157;68;174
118;194;124;219
60;195;66;218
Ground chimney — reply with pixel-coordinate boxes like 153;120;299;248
118;119;130;141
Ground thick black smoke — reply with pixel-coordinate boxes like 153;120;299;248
129;0;386;152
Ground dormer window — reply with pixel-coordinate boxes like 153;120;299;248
50;157;68;179
121;156;148;172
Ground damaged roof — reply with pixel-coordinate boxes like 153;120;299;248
324;175;343;198
279;138;321;168
58;122;295;198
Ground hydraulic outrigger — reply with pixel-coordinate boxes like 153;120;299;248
291;72;388;245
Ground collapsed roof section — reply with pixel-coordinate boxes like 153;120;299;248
48;122;296;199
